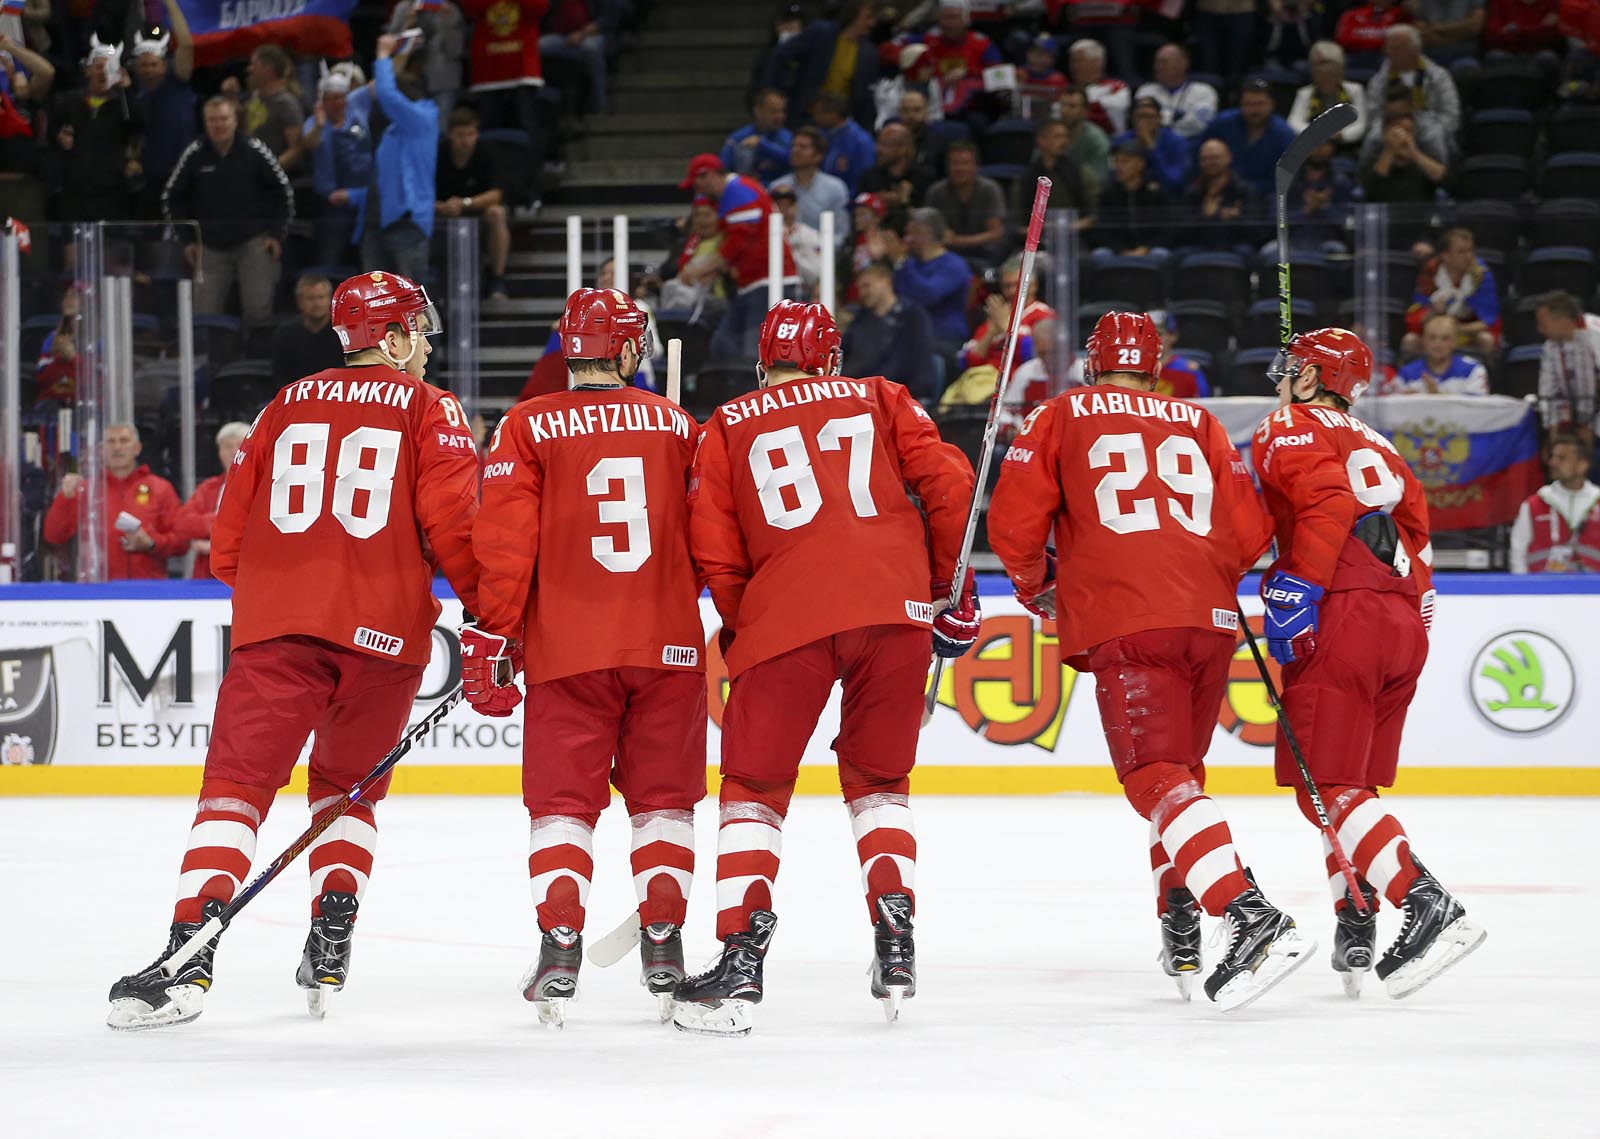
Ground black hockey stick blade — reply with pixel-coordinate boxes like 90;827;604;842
1276;103;1358;195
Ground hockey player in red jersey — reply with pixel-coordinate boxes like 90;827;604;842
469;287;706;1026
1255;327;1485;999
675;300;977;1035
108;272;483;1029
988;311;1315;1011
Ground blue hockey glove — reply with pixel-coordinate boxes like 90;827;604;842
1262;571;1324;665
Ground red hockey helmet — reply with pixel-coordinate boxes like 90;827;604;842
1084;311;1160;382
757;300;842;377
1277;327;1373;402
331;271;440;353
559;287;651;361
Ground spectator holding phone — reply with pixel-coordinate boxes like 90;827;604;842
43;423;185;580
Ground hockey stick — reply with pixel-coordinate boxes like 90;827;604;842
665;337;682;404
1236;99;1370;916
1273;103;1357;349
923;176;1052;724
154;687;466;978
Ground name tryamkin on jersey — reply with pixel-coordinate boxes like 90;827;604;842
527;401;694;443
280;378;417;409
1067;389;1203;426
721;379;872;425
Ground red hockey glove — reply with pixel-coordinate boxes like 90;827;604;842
459;623;522;718
1016;548;1057;620
931;569;981;659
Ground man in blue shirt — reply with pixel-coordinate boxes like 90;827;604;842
809;92;875;196
130;1;196;221
304;65;373;266
361;33;439;288
1112;96;1191;196
1202;78;1295;198
890;207;972;356
720;87;793;185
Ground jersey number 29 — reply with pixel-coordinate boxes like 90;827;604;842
1089;433;1214;536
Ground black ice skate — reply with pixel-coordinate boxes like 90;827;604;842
1375;857;1486;1000
296;891;359;1018
671;910;777;1038
1157;887;1203;1001
1204;877;1316;1012
520;925;582;1028
1331;882;1378;1000
869;893;916;1022
106;898;225;1031
640;922;685;1021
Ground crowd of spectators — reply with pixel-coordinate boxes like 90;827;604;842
652;0;1600;422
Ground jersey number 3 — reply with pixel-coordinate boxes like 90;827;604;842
270;423;401;538
1089;433;1214;536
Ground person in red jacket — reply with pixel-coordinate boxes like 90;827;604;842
42;423;186;579
676;300;977;1036
1486;0;1564;54
1254;327;1484;1001
173;421;250;580
1335;0;1413;54
460;0;550;142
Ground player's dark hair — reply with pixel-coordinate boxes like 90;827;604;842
569;357;620;377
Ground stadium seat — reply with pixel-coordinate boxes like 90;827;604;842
1517;247;1598;303
1464;109;1537;159
1528;199;1600;254
929;120;973;146
1173;253;1251;311
1461;59;1552;112
1259;250;1331;307
979;119;1038;168
191;314;244;370
1499;343;1544;399
1228;347;1282;394
1382;251;1420;306
1503;295;1543;347
1083;256;1165;310
1545;105;1600;156
1336;298;1408;352
1168;300;1231;358
21;314;59;363
1539;154;1600;202
209;359;277;419
1453;200;1522;258
1240;298;1318;348
1452;155;1531;202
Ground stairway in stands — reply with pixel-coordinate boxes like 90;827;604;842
480;1;768;410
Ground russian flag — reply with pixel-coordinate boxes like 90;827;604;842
1;0;26;16
182;0;357;69
1382;397;1543;530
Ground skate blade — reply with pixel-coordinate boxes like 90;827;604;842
305;983;339;1019
1385;918;1487;1000
655;993;674;1023
1173;970;1197;1002
877;987;909;1023
1214;931;1318;1013
533;998;568;1029
1339;967;1368;1000
671;998;754;1038
106;987;204;1031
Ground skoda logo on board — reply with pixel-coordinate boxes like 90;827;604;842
1469;630;1575;735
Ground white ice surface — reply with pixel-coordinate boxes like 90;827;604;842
1;795;1593;1139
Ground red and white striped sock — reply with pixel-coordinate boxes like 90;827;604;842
714;801;783;940
528;814;595;933
848;793;916;921
1328;788;1418;909
306;795;379;916
629;808;695;928
1149;821;1186;915
1156;795;1252;917
173;781;274;924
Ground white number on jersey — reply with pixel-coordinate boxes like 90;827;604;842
1346;447;1404;511
270;422;402;538
586;455;651;573
1088;432;1214;536
749;415;880;530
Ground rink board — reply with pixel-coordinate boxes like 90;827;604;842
0;575;1595;795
